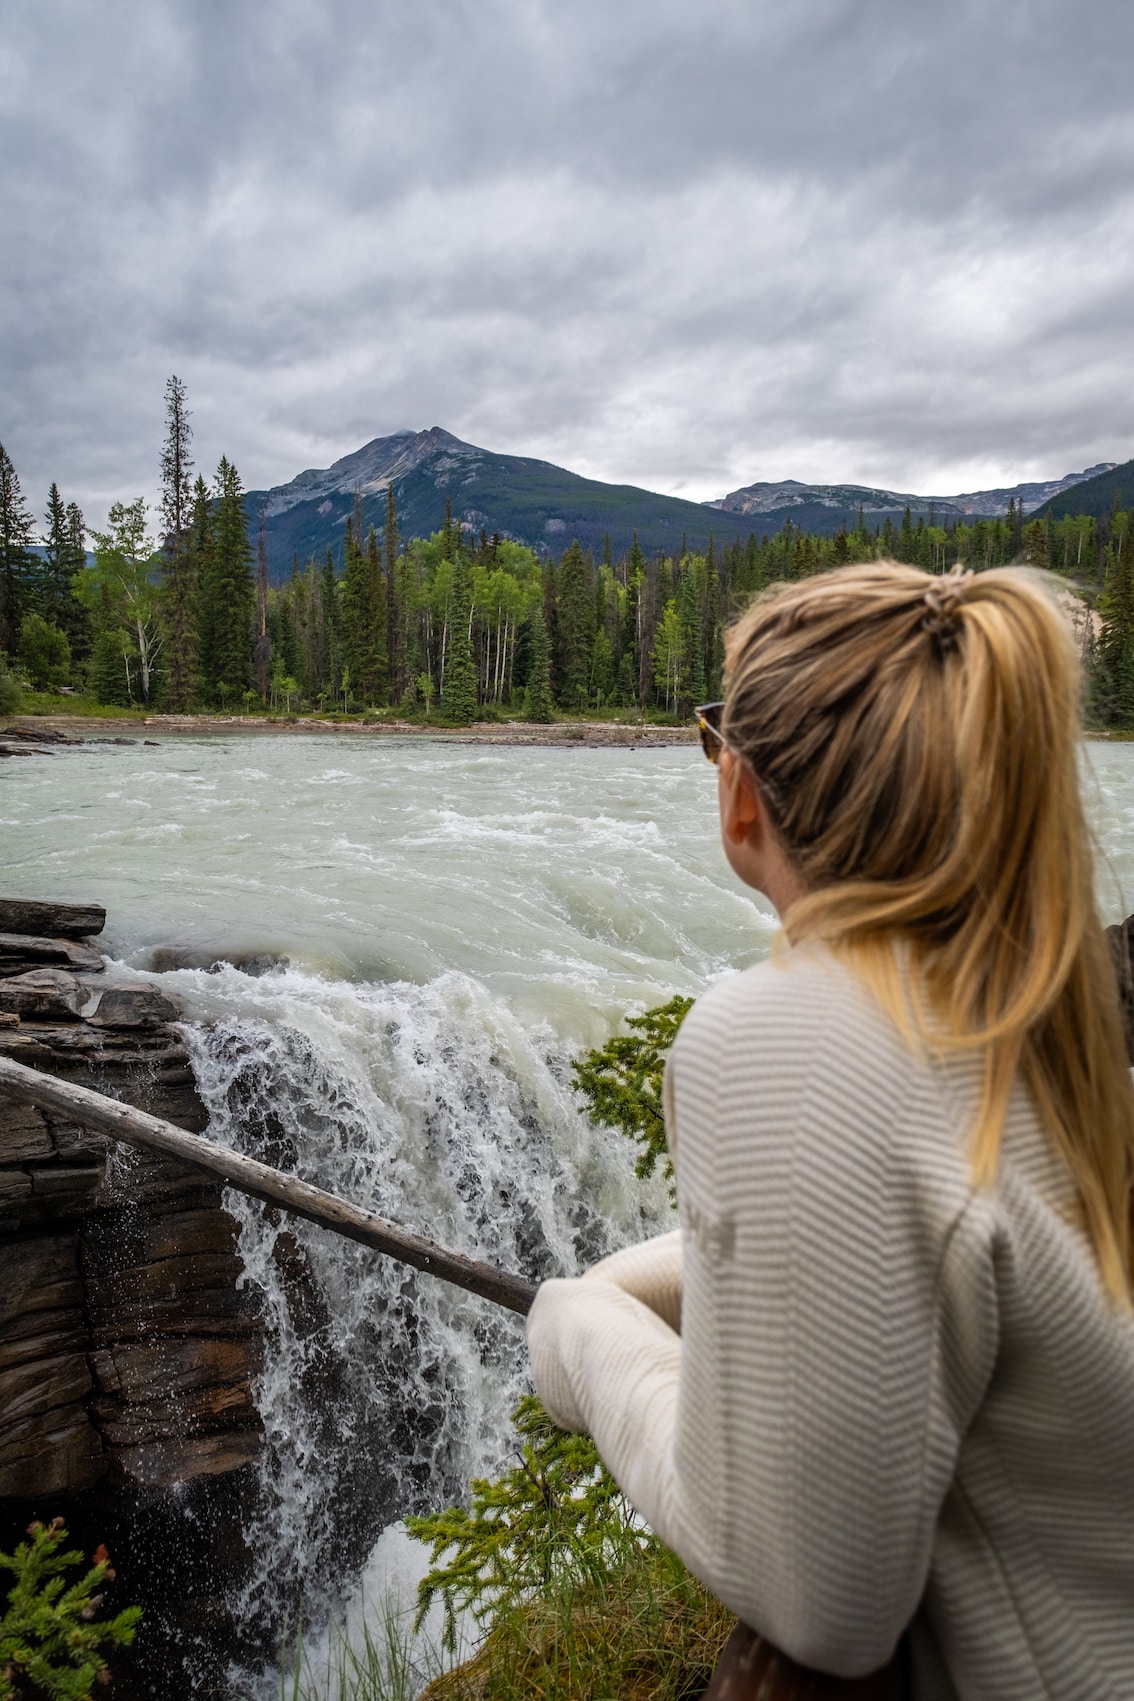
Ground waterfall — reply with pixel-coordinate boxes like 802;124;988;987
168;959;674;1688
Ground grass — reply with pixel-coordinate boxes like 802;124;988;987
417;1545;731;1701
271;1548;729;1701
274;1605;431;1701
4;695;693;731
10;688;141;718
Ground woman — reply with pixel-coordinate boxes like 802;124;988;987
526;562;1134;1700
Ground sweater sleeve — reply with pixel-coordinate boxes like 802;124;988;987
526;952;1001;1677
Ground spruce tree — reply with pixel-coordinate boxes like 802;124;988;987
554;540;594;709
198;457;254;703
340;512;378;707
254;505;272;703
42;483;68;616
0;443;37;654
321;547;340;701
64;504;88;659
1099;527;1134;726
677;565;706;715
160;375;198;709
523;604;554;722
441;539;477;723
366;525;389;703
188;475;214;698
90;627;134;705
40;485;90;659
384;483;402;697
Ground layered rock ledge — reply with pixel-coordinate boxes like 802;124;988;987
0;897;261;1508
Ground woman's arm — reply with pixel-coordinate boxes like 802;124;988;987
580;1228;683;1331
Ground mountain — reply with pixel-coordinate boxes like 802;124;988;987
1033;457;1134;521
249;427;763;579
247;430;1125;579
709;464;1118;533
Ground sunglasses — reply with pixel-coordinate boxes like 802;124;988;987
693;702;727;764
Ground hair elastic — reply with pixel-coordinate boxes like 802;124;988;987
922;567;973;649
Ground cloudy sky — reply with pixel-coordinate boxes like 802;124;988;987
4;0;1134;528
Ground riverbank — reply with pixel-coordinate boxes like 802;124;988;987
5;713;698;748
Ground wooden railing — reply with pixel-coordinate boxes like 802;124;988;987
0;1055;536;1316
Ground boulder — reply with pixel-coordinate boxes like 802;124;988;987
148;943;289;977
82;985;182;1028
0;898;105;938
0;968;86;1021
0;932;104;975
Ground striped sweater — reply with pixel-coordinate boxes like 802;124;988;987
526;942;1134;1698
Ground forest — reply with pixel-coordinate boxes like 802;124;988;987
2;377;1134;727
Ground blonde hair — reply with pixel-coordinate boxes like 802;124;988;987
723;560;1134;1303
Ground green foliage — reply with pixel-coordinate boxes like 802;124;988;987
522;607;554;723
408;1396;640;1654
553;543;594;711
0;1519;140;1701
17;615;70;691
80;499;162;704
441;552;478;724
277;1608;423;1701
88;628;134;706
420;1541;730;1701
39;486;89;662
571;994;693;1192
0;443;38;657
404;995;707;1698
0;655;21;714
198;457;255;703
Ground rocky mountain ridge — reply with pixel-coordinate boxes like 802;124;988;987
709;464;1116;519
248;429;1127;579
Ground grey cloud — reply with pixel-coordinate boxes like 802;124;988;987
2;0;1134;526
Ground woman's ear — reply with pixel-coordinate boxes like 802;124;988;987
719;747;765;846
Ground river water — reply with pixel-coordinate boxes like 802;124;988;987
5;732;1134;1693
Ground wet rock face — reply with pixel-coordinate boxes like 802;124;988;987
0;898;261;1507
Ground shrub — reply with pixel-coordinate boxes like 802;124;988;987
0;658;20;715
17;616;70;692
408;1396;639;1656
0;1519;140;1701
420;1542;729;1701
571;994;693;1194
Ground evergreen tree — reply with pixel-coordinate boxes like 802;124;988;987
187;475;214;699
0;443;37;654
366;525;389;703
320;547;340;701
554;540;594;709
441;540;477;723
254;504;272;703
1098;526;1134;725
41;483;68;617
340;512;388;707
89;626;135;705
41;485;90;659
160;374;198;709
198;457;254;703
522;604;554;722
677;565;706;715
384;483;403;697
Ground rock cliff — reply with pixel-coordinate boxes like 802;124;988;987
0;897;261;1507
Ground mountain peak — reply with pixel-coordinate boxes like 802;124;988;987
264;427;481;518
